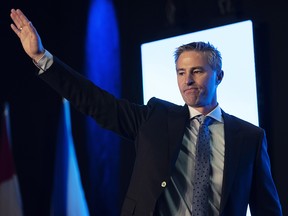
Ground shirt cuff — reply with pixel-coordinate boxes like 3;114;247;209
33;50;54;74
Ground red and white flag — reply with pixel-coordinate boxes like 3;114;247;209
0;104;23;216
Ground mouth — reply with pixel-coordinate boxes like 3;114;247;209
184;87;199;94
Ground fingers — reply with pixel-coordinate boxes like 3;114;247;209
10;23;21;37
10;9;31;31
16;9;31;26
10;9;35;39
10;9;22;30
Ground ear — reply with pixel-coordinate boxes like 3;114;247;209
216;70;224;85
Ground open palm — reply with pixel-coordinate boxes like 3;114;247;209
10;9;45;61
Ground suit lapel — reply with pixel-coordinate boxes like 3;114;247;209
166;107;243;214
167;104;189;165
219;111;243;214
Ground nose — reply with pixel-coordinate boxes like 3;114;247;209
186;74;194;85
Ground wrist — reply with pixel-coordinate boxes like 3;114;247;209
32;49;46;63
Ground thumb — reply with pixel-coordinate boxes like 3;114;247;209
28;21;38;36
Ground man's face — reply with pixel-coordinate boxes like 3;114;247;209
176;51;223;113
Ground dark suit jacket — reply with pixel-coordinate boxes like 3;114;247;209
39;57;282;216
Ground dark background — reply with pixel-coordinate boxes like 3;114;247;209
1;0;287;215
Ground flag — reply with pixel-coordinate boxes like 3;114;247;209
0;103;23;216
50;99;90;216
85;1;121;214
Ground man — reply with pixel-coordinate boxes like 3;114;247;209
10;9;282;216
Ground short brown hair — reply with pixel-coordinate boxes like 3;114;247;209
174;42;222;72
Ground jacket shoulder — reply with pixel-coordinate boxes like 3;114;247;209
222;110;264;133
147;97;185;111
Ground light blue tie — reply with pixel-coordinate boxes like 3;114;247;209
192;115;213;216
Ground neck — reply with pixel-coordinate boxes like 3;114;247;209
192;103;218;116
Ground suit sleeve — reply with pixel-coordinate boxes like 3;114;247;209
38;56;148;140
249;131;282;215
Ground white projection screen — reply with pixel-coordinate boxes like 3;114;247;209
141;20;258;127
141;20;257;215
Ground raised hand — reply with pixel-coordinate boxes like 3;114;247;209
10;9;45;62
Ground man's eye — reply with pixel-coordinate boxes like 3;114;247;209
178;71;184;76
193;70;202;74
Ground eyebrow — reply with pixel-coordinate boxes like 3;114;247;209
176;66;205;72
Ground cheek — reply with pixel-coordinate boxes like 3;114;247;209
177;77;184;89
202;75;216;87
197;79;214;96
202;80;217;96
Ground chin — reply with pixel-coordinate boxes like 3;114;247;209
185;102;199;107
184;98;200;107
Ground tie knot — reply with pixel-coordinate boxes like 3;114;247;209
195;115;213;126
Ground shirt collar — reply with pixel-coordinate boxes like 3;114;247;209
188;104;223;123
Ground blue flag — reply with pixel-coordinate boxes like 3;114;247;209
51;99;90;216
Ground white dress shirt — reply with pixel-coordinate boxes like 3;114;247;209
156;105;225;216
